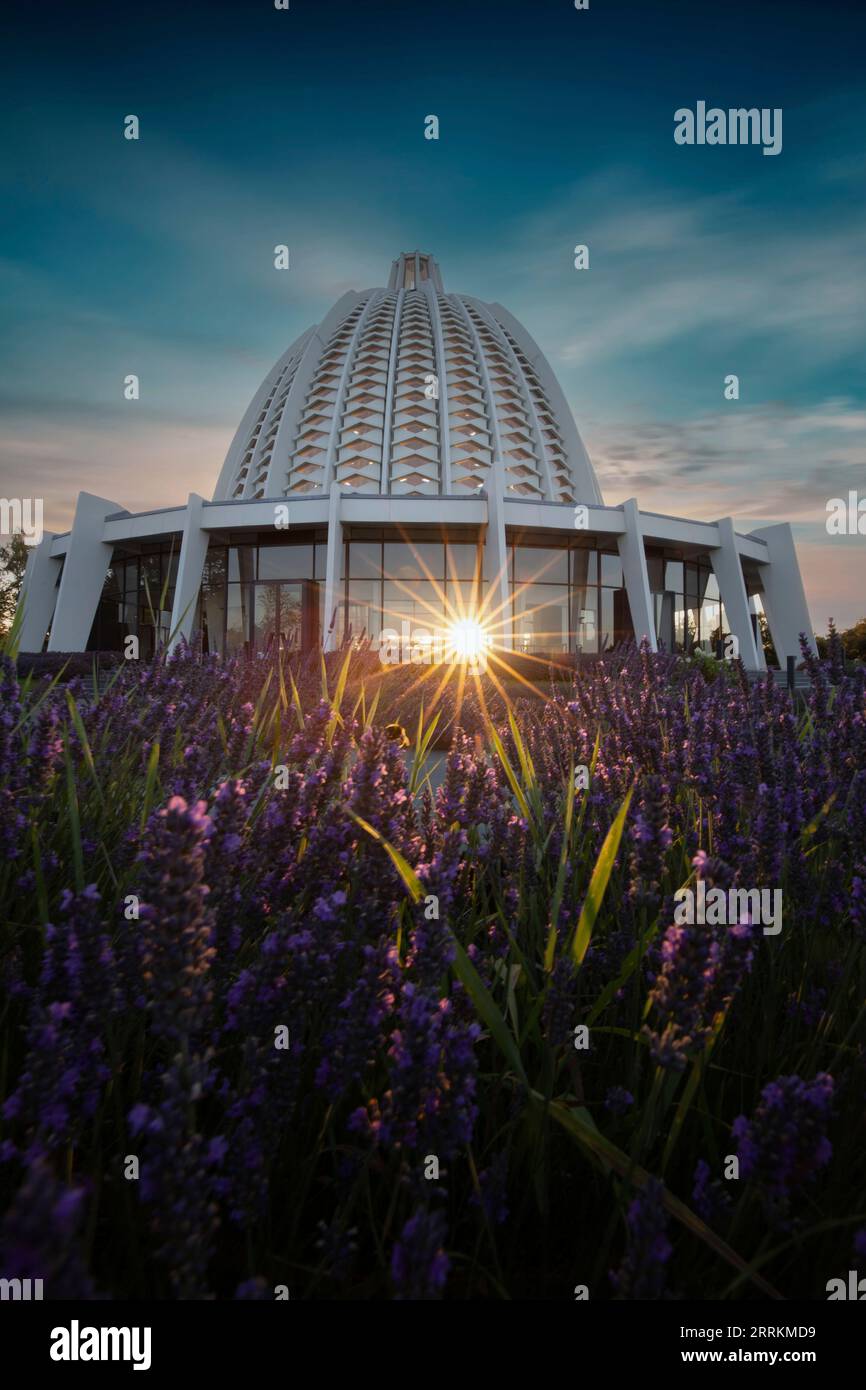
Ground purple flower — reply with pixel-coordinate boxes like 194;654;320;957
133;796;215;1040
732;1072;834;1228
391;1207;450;1300
0;1159;95;1298
610;1178;672;1300
605;1086;634;1118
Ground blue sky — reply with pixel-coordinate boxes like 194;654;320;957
2;0;864;626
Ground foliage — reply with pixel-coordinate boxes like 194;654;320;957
0;636;864;1300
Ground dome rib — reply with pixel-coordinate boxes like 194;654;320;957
212;252;603;505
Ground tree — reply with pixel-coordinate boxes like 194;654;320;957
0;534;29;634
840;617;866;663
758;612;778;667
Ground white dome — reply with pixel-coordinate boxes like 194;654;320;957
213;252;603;507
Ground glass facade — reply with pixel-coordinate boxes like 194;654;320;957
209;537;325;655
512;543;629;655
87;530;734;661
340;536;482;646
88;541;180;658
645;551;729;655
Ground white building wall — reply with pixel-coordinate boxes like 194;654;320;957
750;522;817;665
47;493;120;652
17;534;61;652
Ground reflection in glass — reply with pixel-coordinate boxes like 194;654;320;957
600;553;623;588
258;545;314;581
513;584;569;653
446;543;479;580
383;580;444;632
571;587;598;654
344;580;380;644
515;547;568;585
384;542;443;580
226;583;248;655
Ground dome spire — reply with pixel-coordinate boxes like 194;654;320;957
387;251;443;292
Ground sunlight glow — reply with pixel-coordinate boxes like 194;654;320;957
446;617;490;665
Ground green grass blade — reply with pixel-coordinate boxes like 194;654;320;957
572;785;633;966
348;809;423;902
452;938;528;1086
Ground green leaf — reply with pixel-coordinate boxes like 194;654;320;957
545;759;576;971
62;730;85;892
546;1098;782;1299
586;921;660;1025
452;938;528;1086
139;740;162;834
347;809;423;903
572;785;633;967
487;720;531;824
65;689;104;808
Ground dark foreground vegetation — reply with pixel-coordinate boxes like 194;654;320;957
0;633;864;1299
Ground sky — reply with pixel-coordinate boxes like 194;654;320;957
1;0;864;629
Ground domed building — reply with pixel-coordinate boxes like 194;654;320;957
19;251;813;670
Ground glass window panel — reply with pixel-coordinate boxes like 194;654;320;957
600;553;623;588
201;579;226;656
665;561;683;593
202;548;227;594
314;544;328;580
345;579;381;644
383;541;443;580
120;598;139;629
445;542;479;580
139;554;160;587
685;605;699;652
279;584;304;651
102;564;122;599
685;564;700;597
515;546;568;584
163;549;179;594
599;588;633;650
514;584;569;654
704;570;719;601
348;541;382;578
258;544;314;580
571;587;598;654
700;599;723;650
646;555;664;591
571;548;597;586
228;547;255;585
225;583;248;654
124;559;139;595
654;592;675;652
445;579;481;621
252;585;280;653
382;580;444;633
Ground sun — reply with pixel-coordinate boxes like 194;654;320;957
446;617;490;666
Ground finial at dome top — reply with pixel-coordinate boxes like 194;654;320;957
387;252;444;292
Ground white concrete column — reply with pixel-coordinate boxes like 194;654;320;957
17;533;61;652
322;485;343;651
48;493;120;652
168;493;209;651
616;498;657;651
482;466;511;650
709;517;760;669
749;522;816;665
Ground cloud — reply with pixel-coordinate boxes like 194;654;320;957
0;414;229;534
582;398;866;631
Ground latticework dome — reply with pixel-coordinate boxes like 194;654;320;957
213;252;602;506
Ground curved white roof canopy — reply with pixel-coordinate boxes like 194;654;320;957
213;252;603;507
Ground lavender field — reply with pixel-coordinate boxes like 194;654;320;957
1;637;864;1300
